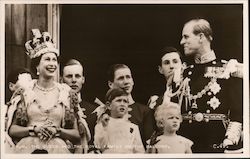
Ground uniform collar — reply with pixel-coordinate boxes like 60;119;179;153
194;50;216;64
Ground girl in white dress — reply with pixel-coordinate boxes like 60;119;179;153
147;102;193;153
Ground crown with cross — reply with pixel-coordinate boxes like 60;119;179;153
25;29;59;59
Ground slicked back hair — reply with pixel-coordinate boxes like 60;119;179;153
186;18;213;42
107;64;129;82
62;59;84;76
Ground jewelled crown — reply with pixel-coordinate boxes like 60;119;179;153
25;29;59;59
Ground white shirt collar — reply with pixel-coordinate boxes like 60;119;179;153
128;94;135;105
194;50;216;64
77;93;82;103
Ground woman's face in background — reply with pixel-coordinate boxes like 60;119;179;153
36;52;58;78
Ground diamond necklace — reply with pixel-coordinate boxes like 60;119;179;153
35;82;56;92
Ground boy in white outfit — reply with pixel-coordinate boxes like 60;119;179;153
94;88;145;153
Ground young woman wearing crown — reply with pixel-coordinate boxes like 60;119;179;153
6;29;90;154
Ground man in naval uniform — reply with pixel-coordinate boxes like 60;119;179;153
179;18;243;153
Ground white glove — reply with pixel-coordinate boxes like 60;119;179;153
223;121;242;147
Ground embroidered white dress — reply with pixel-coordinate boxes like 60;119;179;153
14;83;70;153
94;117;145;153
6;80;85;154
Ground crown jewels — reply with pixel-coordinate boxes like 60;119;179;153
25;29;59;59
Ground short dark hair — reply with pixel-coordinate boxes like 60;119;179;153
7;67;31;84
107;64;129;82
105;88;128;103
64;59;82;66
62;59;84;76
158;46;182;66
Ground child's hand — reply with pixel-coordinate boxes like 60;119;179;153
149;130;162;146
100;113;110;127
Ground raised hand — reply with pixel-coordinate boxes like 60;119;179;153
100;113;110;127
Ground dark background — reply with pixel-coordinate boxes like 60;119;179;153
60;4;243;104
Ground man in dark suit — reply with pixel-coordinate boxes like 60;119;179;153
107;64;155;148
62;59;97;152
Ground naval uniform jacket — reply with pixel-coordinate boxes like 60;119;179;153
178;58;243;153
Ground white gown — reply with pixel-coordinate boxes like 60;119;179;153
14;87;70;154
94;117;145;153
6;80;77;154
152;135;193;153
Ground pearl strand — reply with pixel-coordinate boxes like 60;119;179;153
35;82;56;92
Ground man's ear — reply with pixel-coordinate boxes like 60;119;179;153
9;82;15;92
82;76;85;85
199;33;206;42
108;81;113;89
158;66;163;75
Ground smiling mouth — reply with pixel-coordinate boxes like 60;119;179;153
47;68;56;72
